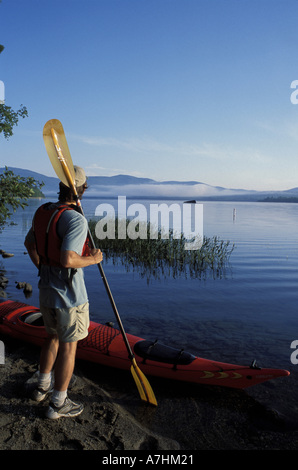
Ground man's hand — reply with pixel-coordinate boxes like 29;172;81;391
91;248;103;265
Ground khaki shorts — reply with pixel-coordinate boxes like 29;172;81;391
40;302;90;343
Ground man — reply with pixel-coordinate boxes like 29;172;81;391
24;166;103;419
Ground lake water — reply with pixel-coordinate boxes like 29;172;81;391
1;198;298;419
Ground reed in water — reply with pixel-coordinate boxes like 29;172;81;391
89;217;235;281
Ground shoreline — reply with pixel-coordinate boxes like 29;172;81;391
0;335;298;451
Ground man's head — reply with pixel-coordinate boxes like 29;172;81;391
74;166;87;187
58;165;88;202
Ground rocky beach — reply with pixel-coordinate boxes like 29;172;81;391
0;331;298;452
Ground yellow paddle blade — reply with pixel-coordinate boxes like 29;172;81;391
131;360;157;406
43;119;75;188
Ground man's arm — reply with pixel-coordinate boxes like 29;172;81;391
59;211;103;268
25;226;103;269
60;248;103;269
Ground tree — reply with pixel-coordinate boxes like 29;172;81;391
0;33;28;138
0;104;28;139
0;167;44;230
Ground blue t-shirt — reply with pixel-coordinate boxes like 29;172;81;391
38;206;89;308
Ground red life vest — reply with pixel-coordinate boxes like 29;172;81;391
32;202;91;267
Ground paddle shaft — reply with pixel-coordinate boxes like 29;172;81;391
84;204;135;361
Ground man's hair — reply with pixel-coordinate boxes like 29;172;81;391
58;182;87;202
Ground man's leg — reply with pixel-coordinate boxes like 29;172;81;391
31;335;59;402
45;304;88;419
39;335;59;374
53;341;78;391
47;341;83;419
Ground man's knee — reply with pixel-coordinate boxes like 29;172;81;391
59;341;78;356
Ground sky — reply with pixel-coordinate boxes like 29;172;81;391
1;0;298;191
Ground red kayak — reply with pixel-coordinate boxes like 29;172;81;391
0;300;290;389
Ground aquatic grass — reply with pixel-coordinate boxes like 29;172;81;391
88;217;235;281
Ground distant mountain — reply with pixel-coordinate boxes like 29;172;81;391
1;167;297;201
0;167;59;194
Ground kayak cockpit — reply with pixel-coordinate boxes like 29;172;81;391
21;311;44;327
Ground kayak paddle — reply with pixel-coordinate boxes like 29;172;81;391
43;119;157;407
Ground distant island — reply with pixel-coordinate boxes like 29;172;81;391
260;196;298;203
31;187;45;198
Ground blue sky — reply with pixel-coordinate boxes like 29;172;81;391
1;0;298;191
